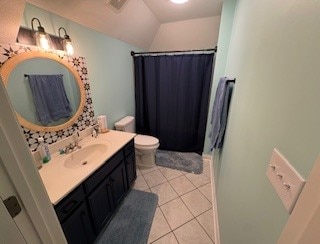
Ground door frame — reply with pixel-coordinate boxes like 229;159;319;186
0;77;66;243
0;185;26;243
278;156;320;244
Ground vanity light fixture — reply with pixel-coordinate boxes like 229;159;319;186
58;27;74;56
170;0;189;4
31;17;52;51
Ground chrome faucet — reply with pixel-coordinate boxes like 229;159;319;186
92;125;99;138
64;143;74;154
74;141;81;149
64;142;81;154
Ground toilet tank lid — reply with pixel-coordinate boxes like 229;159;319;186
115;116;134;127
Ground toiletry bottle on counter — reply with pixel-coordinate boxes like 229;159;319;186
38;137;51;163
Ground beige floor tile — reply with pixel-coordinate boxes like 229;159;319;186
133;175;149;191
151;232;178;244
160;198;193;230
182;170;189;175
185;173;210;188
136;167;142;176
158;167;183;181
139;166;159;175
181;189;212;217
173;219;213;244
144;169;167;188
203;165;212;179
151;182;179;206
197;208;215;241
169;175;196;196
199;183;213;203
148;208;171;243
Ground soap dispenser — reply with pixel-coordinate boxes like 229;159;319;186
38;137;51;164
72;124;81;143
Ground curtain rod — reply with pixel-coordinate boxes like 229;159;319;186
131;46;217;57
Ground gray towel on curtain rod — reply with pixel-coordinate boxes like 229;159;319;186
28;74;72;125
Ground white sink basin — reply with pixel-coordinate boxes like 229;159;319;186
64;143;108;169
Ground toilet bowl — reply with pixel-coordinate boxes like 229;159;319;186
114;116;159;169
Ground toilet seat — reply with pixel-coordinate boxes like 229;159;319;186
134;135;159;150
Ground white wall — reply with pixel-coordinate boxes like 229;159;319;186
0;0;25;44
216;0;320;243
21;3;141;130
203;0;236;154
149;16;220;51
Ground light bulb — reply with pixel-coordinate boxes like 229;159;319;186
170;0;188;4
39;34;50;50
64;40;74;56
34;32;51;50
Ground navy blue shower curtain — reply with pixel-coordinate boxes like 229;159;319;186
133;53;215;154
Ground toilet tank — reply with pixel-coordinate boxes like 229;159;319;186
114;116;135;132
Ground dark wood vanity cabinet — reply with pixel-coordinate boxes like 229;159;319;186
54;139;135;244
108;162;128;207
87;176;114;234
123;139;137;188
87;162;128;234
61;202;95;244
55;186;95;244
125;152;136;188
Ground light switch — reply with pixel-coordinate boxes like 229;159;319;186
266;149;305;213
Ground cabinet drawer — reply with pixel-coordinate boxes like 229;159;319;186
84;151;123;193
55;186;85;222
123;139;134;157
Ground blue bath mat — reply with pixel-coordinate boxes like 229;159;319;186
95;189;158;244
155;149;203;174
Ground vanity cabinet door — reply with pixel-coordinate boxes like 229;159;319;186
84;151;123;194
108;162;128;207
123;139;134;156
87;177;114;234
61;202;95;244
125;151;136;188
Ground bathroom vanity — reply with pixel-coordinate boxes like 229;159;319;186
39;130;136;243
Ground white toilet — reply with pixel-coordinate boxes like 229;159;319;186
114;116;159;169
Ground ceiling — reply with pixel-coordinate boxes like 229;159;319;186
144;0;222;23
26;0;223;50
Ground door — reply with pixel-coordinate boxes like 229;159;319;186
0;195;25;243
0;155;40;243
278;156;320;243
0;78;66;243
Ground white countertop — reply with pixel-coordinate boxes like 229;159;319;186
39;130;135;205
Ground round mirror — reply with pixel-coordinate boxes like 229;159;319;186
0;51;86;132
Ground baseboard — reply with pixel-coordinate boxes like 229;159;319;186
202;153;213;162
208;155;220;244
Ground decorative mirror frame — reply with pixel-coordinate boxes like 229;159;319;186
0;51;86;132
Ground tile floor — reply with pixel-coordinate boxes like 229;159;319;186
133;159;215;244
